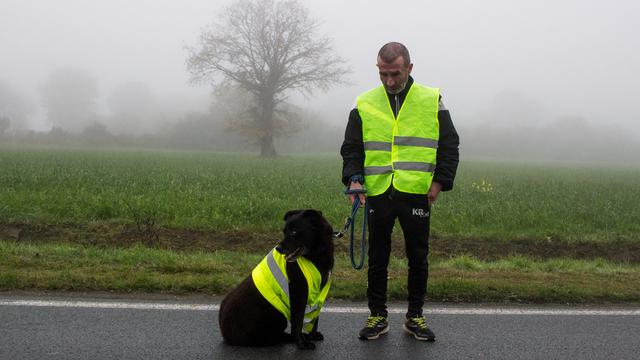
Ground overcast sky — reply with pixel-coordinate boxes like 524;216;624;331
1;0;639;137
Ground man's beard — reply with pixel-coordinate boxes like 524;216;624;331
386;82;406;94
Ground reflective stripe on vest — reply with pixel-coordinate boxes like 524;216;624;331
357;83;440;196
251;248;331;333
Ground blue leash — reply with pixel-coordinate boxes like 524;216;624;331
333;188;368;270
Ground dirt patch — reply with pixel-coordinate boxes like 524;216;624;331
2;223;639;263
0;223;278;253
429;236;640;263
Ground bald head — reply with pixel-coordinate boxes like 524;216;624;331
378;42;411;67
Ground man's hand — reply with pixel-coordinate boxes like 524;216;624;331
427;181;442;205
347;181;366;207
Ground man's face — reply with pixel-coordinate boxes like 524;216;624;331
377;56;413;94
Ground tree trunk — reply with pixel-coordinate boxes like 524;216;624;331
259;94;277;157
260;134;277;157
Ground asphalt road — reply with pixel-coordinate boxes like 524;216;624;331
1;294;639;360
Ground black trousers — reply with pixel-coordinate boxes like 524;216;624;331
366;187;431;318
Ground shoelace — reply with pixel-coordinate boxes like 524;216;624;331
366;316;386;328
409;316;427;329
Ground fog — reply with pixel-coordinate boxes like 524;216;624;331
1;0;639;161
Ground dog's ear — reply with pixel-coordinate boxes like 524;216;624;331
302;209;323;218
301;209;333;234
284;210;304;221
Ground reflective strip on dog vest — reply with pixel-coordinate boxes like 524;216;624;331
251;248;331;333
252;249;290;318
266;251;290;299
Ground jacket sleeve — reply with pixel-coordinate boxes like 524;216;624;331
433;97;460;191
340;108;364;186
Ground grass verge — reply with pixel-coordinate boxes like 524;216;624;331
2;241;639;303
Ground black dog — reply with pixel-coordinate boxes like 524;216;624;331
218;209;334;350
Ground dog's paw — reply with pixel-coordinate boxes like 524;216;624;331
306;331;324;341
296;339;316;350
281;332;296;343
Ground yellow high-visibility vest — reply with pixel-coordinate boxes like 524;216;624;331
251;248;331;333
357;83;440;196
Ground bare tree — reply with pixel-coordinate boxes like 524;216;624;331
0;79;33;134
210;84;304;149
187;0;349;157
108;82;159;135
40;67;98;132
0;115;9;137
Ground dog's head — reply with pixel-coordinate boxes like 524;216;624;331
276;209;333;262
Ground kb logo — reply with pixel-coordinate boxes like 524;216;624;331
412;208;429;218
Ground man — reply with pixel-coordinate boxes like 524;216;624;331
340;42;459;341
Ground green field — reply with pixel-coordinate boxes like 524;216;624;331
2;147;639;242
1;146;640;302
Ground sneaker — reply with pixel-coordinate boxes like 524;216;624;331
403;315;436;341
358;315;389;340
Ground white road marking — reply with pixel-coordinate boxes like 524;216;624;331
1;299;639;316
332;306;640;316
0;300;218;311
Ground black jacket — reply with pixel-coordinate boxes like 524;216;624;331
340;76;460;191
